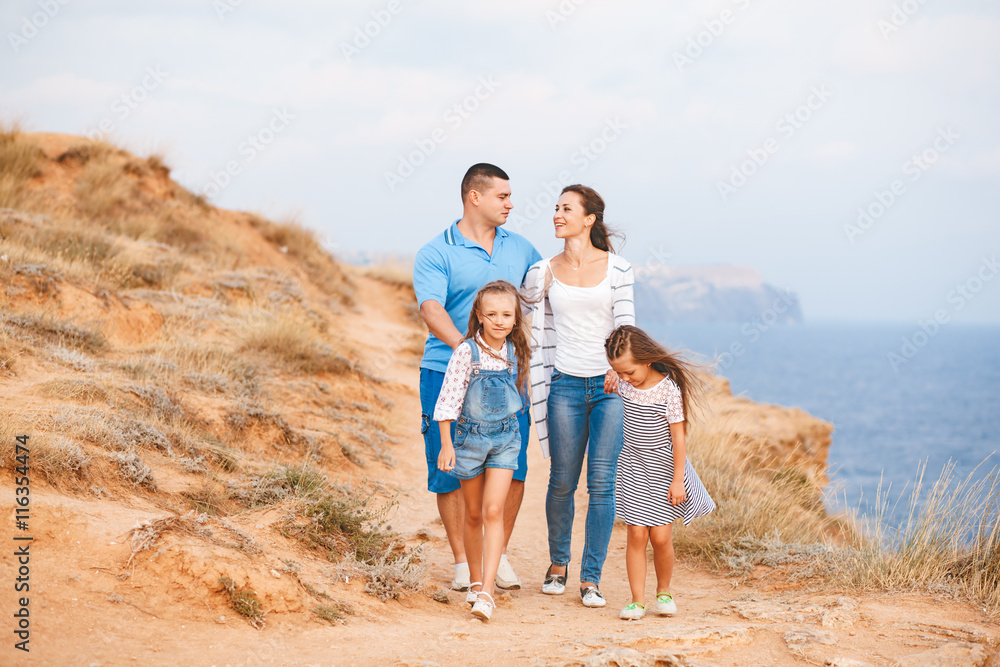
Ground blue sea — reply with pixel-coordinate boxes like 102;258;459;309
643;321;1000;528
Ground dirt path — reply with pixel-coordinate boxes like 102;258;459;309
4;275;999;667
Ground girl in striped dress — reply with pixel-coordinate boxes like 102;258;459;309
604;325;715;620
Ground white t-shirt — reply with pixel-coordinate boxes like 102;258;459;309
548;275;615;377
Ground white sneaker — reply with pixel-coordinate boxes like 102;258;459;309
654;593;677;615
471;592;495;621
465;582;482;606
495;557;521;590
541;566;566;595
581;586;606;608
451;562;471;591
619;602;645;620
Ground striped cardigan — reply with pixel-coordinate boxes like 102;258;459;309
524;254;636;458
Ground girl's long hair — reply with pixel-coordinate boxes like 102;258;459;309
605;325;705;420
466;280;532;395
561;184;622;253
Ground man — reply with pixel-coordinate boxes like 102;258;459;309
413;163;541;590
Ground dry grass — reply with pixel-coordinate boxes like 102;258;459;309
135;340;260;395
2;312;107;354
0;411;95;483
288;486;400;563
248;213;353;302
313;601;352;624
226;463;325;508
0;322;25;374
32;378;110;403
278;477;426;601
219;576;266;629
76;148;138;219
0;122;43;208
112;451;156;488
183;480;233;516
238;314;354;375
0;130;417;612
126;511;212;565
695;427;1000;617
836;460;1000;615
675;415;840;566
333;544;426;601
0;428;90;482
361;260;413;290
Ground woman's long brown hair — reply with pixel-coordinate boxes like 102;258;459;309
466;280;532;395
605;324;704;420
561;184;622;253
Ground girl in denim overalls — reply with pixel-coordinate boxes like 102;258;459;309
434;280;531;621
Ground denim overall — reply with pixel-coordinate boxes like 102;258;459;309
451;338;522;479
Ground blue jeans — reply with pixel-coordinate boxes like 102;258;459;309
545;370;624;586
420;368;530;494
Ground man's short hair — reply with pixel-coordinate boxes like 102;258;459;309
461;163;510;202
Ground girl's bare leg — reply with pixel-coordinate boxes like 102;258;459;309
460;475;485;587
625;524;649;605
479;467;514;598
649;524;675;593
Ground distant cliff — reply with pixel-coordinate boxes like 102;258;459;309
339;253;803;326
634;265;802;325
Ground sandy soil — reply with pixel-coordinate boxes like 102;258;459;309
2;275;998;667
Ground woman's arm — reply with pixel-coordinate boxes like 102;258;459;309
668;421;687;505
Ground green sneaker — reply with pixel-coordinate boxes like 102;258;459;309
619;602;645;620
655;592;677;615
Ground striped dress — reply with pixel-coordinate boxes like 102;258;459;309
616;377;715;527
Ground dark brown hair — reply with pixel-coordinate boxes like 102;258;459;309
466;280;531;395
605;325;704;421
560;184;621;253
461;163;510;202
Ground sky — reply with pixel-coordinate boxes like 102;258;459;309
2;0;999;324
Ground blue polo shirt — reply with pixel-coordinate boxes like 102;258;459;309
414;221;541;373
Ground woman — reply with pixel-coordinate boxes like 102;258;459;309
524;184;635;608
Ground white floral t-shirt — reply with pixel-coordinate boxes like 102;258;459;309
433;334;511;422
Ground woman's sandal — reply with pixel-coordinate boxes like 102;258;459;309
465;582;483;606
471;591;495;621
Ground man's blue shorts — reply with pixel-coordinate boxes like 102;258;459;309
420;367;529;494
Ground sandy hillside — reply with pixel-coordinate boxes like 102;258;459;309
0;131;997;667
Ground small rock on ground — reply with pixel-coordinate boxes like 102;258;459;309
824;658;874;667
894;642;989;667
583;647;652;667
821;597;861;629
784;628;836;647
